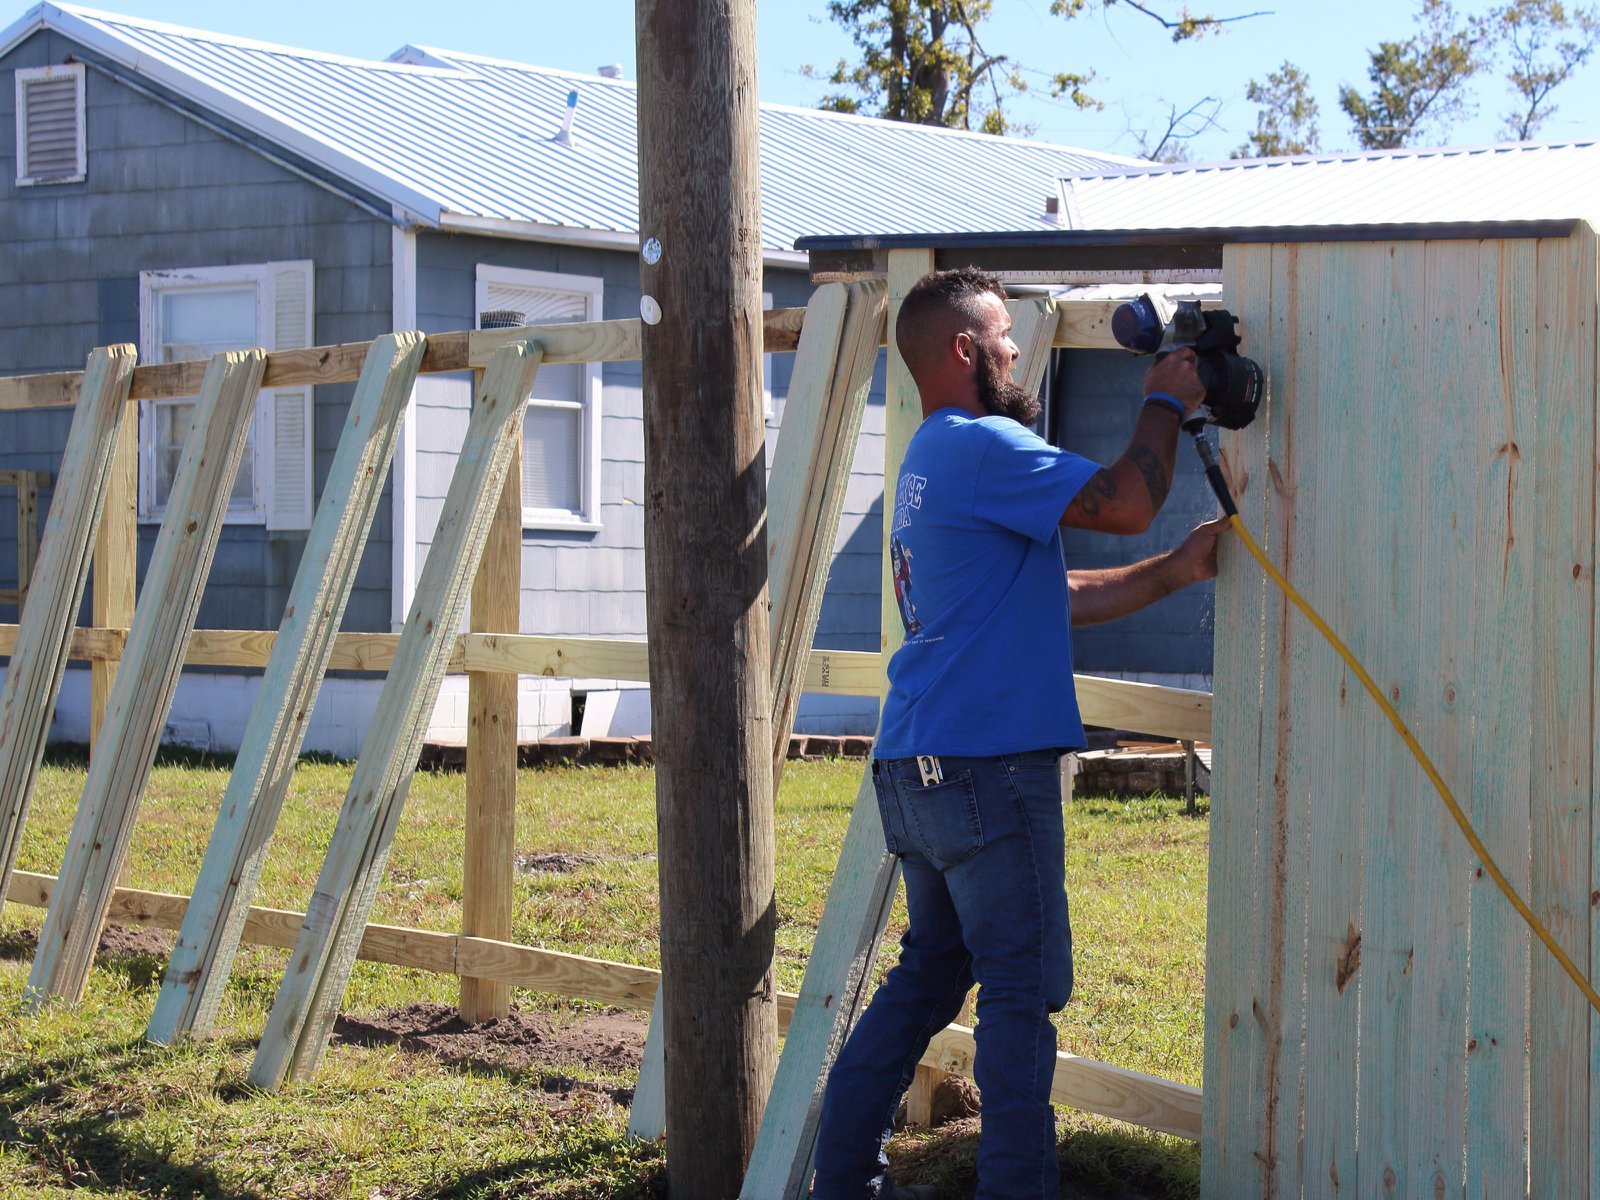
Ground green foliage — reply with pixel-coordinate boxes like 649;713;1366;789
811;0;1254;137
1339;0;1494;149
1494;0;1600;138
1235;60;1320;158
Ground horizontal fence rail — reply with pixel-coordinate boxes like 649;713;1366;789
0;300;1140;412
0;624;1213;741
3;868;1201;1140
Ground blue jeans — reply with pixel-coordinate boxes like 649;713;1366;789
812;750;1072;1200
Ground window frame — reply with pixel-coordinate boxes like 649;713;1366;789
474;264;604;532
14;63;86;186
137;261;313;526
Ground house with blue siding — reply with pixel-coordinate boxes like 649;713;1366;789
2;2;1223;757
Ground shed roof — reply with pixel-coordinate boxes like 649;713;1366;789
1;2;1138;260
1056;141;1600;231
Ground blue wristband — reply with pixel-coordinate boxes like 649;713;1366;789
1143;391;1186;417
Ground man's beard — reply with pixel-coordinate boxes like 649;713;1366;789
974;339;1042;425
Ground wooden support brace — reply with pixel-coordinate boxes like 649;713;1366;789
24;349;266;1011
460;367;522;1024
628;279;887;1142
0;347;136;909
144;332;428;1044
248;340;543;1090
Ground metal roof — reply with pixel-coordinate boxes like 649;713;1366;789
1056;141;1600;230
0;3;1138;258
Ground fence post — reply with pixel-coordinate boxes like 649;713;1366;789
91;415;137;746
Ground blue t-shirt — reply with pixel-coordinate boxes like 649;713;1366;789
876;410;1101;758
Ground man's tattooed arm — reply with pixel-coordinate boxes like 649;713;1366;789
1061;403;1179;534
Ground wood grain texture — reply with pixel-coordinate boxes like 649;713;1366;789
0;347;135;912
144;332;427;1046
0;470;45;608
25;350;266;1011
1528;229;1595;1198
461;383;522;1023
0;310;811;411
1203;241;1275;1198
742;246;932;1200
1464;237;1537;1200
248;341;543;1090
90;409;137;746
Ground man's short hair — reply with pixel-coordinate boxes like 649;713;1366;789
895;267;1008;379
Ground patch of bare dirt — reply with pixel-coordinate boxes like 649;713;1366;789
513;849;656;873
0;922;172;962
332;1001;648;1101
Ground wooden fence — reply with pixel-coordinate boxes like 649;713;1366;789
0;469;46;610
0;291;1210;1146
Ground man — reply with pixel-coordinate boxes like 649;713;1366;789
811;268;1225;1200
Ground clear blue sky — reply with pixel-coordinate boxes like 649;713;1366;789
41;1;1600;161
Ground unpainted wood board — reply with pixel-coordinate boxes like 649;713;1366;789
1299;243;1382;1198
11;470;42;603
1007;297;1060;397
1202;241;1277;1199
24;350;266;1012
248;341;543;1091
90;409;137;746
1465;236;1537;1198
145;332;427;1045
1392;241;1479;1195
1528;229;1595;1197
0;310;812;412
461;441;522;1023
1352;240;1430;1199
741;247;931;1200
1260;240;1319;1197
0;346;136;908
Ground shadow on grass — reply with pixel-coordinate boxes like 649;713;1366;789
412;1130;666;1200
0;928;170;994
889;1116;1200;1200
0;1041;264;1199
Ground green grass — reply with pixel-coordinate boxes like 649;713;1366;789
0;754;1207;1198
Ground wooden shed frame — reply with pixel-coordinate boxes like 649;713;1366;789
758;221;1598;1199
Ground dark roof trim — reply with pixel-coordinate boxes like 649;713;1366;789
795;220;1583;254
797;220;1584;280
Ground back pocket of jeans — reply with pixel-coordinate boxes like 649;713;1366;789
894;773;983;870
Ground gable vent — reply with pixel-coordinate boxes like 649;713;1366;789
16;65;86;185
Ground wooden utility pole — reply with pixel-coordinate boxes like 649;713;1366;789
635;1;776;1195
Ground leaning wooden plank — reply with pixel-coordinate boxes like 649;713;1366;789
248;341;542;1091
741;246;932;1200
6;865;1204;1141
767;280;886;786
0;346;136;908
1007;296;1060;397
23;350;266;1011
0;309;812;413
146;332;428;1045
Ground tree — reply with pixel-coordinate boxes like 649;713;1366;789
1340;0;1494;149
1235;61;1320;157
1494;0;1600;138
810;0;1265;137
1139;96;1224;161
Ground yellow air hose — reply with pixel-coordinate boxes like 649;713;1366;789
1195;433;1600;1019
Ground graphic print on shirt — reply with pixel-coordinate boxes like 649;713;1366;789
890;471;927;636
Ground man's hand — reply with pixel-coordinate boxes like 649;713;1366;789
1142;348;1206;416
1166;517;1230;588
1068;517;1232;627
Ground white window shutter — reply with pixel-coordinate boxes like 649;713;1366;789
264;261;315;530
16;66;85;184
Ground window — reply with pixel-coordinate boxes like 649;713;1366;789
138;261;314;528
15;64;85;185
475;265;603;530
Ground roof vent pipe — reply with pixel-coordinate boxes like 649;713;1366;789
598;64;624;79
554;90;579;145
